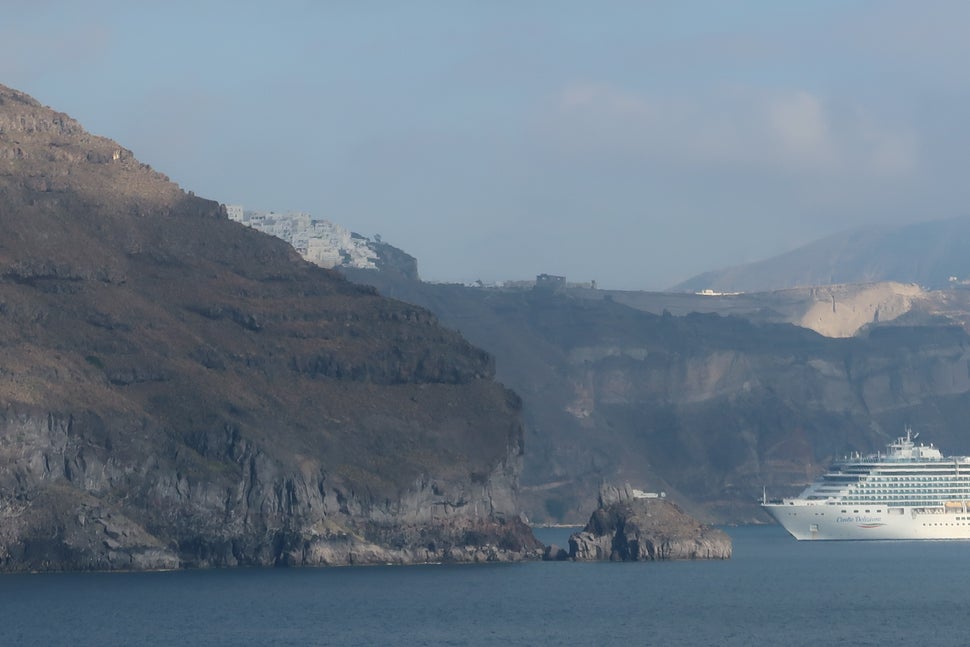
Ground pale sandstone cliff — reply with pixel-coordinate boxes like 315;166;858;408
796;282;923;337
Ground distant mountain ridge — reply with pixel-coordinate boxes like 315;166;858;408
672;216;970;293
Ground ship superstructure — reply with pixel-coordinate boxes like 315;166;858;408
764;429;970;540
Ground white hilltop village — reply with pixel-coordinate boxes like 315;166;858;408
226;205;380;271
225;205;597;289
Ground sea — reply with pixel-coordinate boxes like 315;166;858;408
3;524;969;646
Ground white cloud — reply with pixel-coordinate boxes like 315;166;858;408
766;91;834;165
550;82;916;178
561;82;657;121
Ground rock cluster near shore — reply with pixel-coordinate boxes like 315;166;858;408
568;485;732;561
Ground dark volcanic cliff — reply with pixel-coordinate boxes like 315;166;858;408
0;85;540;570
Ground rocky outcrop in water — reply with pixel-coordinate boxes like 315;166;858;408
568;485;731;561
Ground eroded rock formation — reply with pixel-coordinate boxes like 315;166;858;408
569;485;731;561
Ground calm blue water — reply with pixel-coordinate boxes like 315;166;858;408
3;525;969;646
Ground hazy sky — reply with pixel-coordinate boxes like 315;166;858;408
4;1;970;289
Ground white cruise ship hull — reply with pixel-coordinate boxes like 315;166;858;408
764;502;970;540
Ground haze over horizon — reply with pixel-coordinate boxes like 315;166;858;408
4;1;970;290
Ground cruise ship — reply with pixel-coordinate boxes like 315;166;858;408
763;429;970;540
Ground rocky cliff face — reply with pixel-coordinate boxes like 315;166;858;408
0;406;538;570
568;484;731;561
0;84;540;570
340;270;970;525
